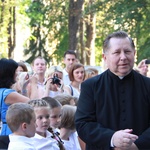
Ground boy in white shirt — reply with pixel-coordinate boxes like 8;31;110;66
6;103;37;150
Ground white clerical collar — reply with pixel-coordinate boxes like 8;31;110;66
118;76;124;79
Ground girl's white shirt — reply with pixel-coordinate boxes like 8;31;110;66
66;85;80;98
62;131;81;150
31;130;59;150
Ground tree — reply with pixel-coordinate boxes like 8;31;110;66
24;0;70;65
0;0;16;58
101;0;150;63
24;0;53;64
8;6;16;58
84;0;96;65
77;0;97;65
68;0;84;51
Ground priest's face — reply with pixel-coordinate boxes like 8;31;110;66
103;37;136;77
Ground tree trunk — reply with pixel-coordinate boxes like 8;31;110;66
79;17;85;64
68;0;84;51
85;0;96;65
8;6;16;58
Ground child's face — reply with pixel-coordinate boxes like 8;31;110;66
25;113;36;137
34;107;50;135
50;107;61;129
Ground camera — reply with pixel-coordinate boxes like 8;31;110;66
145;59;150;64
51;75;61;85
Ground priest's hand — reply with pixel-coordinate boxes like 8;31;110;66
112;129;138;150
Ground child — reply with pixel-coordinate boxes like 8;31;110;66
42;97;62;132
59;105;82;150
84;68;98;81
54;93;77;106
42;97;65;150
6;103;36;150
28;99;59;150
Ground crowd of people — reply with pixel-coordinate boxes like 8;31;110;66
0;49;98;150
0;31;150;150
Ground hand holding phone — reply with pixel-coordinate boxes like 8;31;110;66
145;59;150;64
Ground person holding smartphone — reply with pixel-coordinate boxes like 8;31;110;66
136;59;149;76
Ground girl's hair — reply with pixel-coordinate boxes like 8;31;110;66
0;58;18;88
42;97;62;108
6;103;34;132
69;63;85;81
60;105;77;130
28;99;50;109
86;67;98;75
85;69;95;80
46;66;63;78
18;61;28;72
54;93;76;106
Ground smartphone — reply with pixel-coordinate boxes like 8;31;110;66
145;59;150;64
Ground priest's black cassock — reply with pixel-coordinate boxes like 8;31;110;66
75;69;150;150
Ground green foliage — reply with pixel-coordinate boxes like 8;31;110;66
99;0;150;64
54;28;69;63
23;0;69;65
2;0;150;65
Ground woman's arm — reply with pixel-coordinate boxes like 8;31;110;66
5;92;30;104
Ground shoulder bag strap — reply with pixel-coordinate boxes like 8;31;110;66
69;85;73;96
0;89;6;120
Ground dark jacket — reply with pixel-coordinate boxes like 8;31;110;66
0;135;9;149
75;69;150;150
